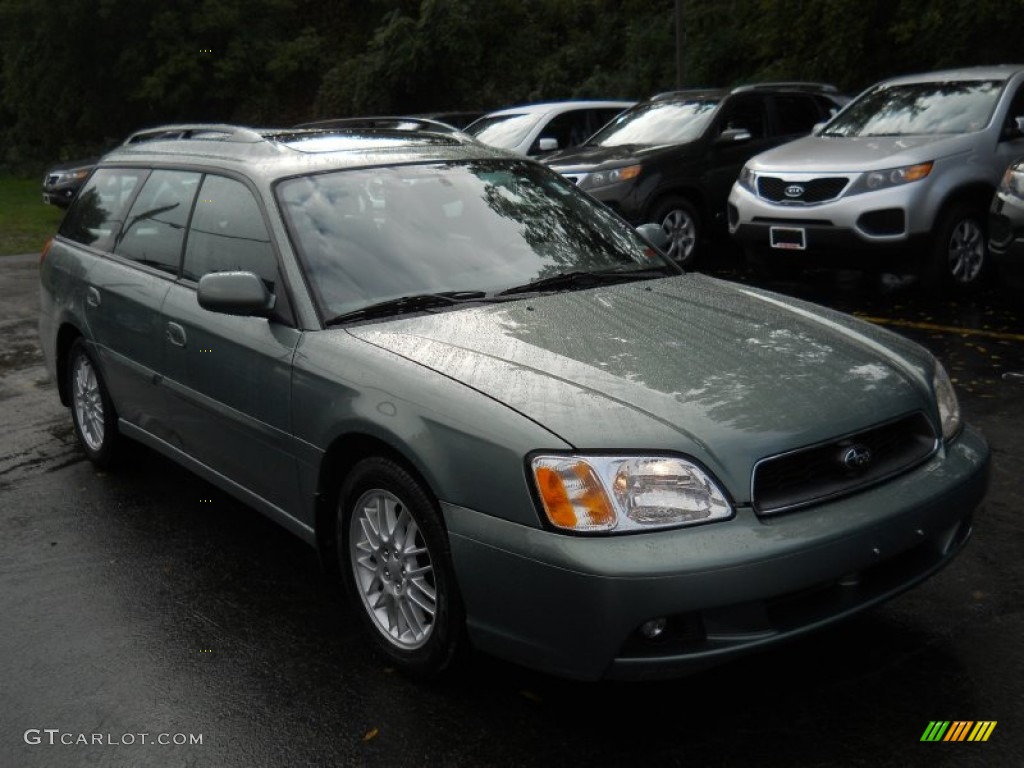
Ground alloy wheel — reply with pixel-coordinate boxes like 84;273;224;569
349;488;437;649
72;353;105;452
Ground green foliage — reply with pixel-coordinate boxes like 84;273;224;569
0;177;63;256
0;0;1020;166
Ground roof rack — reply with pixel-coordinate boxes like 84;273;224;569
293;116;468;136
124;123;266;144
648;88;725;102
731;82;840;94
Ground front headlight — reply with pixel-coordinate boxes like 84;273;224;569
531;454;732;533
850;161;933;195
579;164;642;191
738;164;757;193
933;361;962;441
56;168;91;184
998;164;1024;200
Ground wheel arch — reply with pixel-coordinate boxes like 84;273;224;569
313;431;441;570
55;323;85;406
645;186;708;224
932;182;996;227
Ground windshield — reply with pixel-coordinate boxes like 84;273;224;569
821;79;1005;137
464;113;537;149
586;99;719;147
277;160;672;319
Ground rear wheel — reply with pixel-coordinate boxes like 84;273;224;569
924;202;989;294
67;338;121;468
651;196;701;268
338;457;464;679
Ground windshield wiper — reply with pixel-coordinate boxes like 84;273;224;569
324;291;489;326
497;266;667;296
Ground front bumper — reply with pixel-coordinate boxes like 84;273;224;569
444;426;989;681
989;195;1024;286
728;179;933;263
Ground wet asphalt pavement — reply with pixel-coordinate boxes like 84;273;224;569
1;251;1022;767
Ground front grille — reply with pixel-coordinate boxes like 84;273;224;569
757;176;849;204
752;412;938;515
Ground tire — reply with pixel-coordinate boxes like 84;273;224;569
338;457;464;679
67;338;121;468
651;196;701;268
923;202;990;295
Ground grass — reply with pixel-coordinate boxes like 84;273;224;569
0;176;65;256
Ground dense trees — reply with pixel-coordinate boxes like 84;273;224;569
0;0;1020;169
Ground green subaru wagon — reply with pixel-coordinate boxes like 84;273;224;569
39;123;990;681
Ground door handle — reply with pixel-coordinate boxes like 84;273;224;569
166;322;187;347
86;286;101;307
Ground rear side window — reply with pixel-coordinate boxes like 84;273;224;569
114;170;201;274
773;94;825;136
182;175;278;289
59;168;148;250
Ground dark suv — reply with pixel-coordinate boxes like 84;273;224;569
544;84;846;266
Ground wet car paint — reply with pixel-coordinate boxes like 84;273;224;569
4;254;1024;765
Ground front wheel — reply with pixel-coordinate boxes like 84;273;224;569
338;457;464;678
651;197;701;268
923;203;989;294
67;338;121;468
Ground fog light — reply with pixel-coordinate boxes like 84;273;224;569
640;618;668;639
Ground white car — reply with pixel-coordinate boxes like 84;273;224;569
465;100;634;156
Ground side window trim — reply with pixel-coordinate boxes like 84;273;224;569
180;172;297;328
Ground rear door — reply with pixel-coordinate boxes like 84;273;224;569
64;166;181;432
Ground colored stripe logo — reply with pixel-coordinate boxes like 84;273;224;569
920;721;997;742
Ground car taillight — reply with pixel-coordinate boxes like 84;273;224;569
40;237;53;266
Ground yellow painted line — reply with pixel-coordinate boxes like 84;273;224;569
855;314;1024;342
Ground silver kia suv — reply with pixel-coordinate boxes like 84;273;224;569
728;65;1024;293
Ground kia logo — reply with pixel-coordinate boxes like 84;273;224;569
784;184;805;198
841;444;873;470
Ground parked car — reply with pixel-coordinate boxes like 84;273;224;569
989;158;1024;288
41;125;242;207
464;100;634;157
729;65;1024;292
544;84;846;267
42;158;100;207
39;122;989;681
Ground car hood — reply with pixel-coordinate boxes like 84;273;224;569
747;133;976;172
545;142;683;172
347;275;936;502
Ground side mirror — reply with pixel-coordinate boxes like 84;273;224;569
1016;116;1024;134
537;137;559;153
197;271;275;317
636;223;670;253
716;128;752;145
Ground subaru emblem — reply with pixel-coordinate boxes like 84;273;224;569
841;444;873;470
784;184;805;198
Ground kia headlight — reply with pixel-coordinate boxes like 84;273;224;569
850;161;933;195
998;163;1024;200
578;164;642;192
738;164;757;193
531;455;732;533
933;362;962;441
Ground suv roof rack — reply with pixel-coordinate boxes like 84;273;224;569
124;123;266;144
648;88;725;102
731;82;840;94
293;116;468;135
